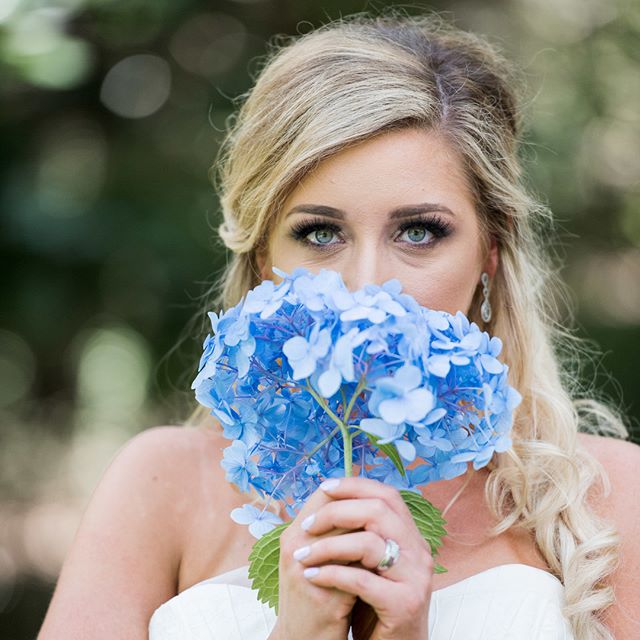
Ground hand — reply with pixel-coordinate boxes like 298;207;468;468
292;476;434;640
273;482;358;640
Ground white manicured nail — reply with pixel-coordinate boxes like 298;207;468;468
319;478;340;491
301;513;315;531
304;567;320;579
293;545;311;561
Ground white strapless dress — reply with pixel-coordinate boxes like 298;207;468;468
148;563;574;639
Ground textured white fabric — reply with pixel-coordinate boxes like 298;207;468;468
148;563;575;639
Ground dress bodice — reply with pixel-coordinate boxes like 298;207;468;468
148;563;575;639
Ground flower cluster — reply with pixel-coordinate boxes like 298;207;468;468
192;267;522;538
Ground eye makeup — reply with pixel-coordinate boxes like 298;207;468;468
287;214;454;251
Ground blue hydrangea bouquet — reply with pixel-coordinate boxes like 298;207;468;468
191;267;521;609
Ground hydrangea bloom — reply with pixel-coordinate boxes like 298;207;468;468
192;267;522;538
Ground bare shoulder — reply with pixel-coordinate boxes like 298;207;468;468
577;432;640;500
174;423;259;590
577;430;640;462
118;423;236;537
38;425;216;639
576;432;640;635
576;431;640;518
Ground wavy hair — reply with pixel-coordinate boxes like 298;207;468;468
182;10;629;638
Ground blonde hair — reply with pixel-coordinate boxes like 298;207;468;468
182;9;629;637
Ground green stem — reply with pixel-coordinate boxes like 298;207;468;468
304;376;367;479
305;425;340;459
340;387;348;419
343;429;354;477
344;376;367;424
304;380;352;474
304;380;345;431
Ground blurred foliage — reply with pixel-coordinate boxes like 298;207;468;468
0;0;639;637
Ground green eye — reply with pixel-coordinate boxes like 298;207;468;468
406;227;427;242
313;229;334;244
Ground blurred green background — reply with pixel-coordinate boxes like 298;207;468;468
1;0;638;637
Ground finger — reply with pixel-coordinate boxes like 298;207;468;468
286;475;371;526
280;483;340;542
295;531;431;582
280;494;351;553
280;519;352;559
300;497;406;539
302;563;431;616
318;476;411;519
294;485;335;519
293;531;387;570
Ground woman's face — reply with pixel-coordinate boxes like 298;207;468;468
258;127;498;316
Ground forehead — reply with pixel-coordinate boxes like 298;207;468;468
279;127;477;223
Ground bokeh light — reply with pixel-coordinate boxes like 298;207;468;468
73;323;151;428
516;0;618;42
0;330;36;408
170;12;247;78
21;502;80;579
579;117;640;189
0;0;21;24
2;8;94;88
35;117;108;218
569;249;640;326
99;54;171;118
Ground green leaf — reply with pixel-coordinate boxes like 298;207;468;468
364;433;406;477
247;521;291;613
248;491;448;612
399;490;448;573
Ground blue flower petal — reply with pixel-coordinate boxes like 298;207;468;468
393;364;422;390
480;354;504;374
283;336;308;361
427;355;450;378
406;388;435;422
359;418;396;441
395;439;416;461
378;397;407;424
230;503;260;525
318;367;341;398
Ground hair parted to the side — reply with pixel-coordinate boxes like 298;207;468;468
183;9;629;638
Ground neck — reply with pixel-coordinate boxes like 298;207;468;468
420;464;490;516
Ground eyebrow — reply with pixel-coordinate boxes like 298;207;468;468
285;203;456;220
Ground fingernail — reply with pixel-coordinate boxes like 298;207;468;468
319;478;340;492
301;513;315;531
293;545;311;561
303;567;320;579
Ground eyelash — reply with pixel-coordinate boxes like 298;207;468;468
288;214;453;251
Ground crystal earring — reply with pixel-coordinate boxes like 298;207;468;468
480;272;492;323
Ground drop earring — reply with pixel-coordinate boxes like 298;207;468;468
480;272;492;323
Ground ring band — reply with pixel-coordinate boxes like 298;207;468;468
376;538;400;572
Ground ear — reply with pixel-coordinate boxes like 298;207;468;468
483;235;499;279
255;248;270;281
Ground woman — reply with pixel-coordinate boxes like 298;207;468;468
38;10;639;640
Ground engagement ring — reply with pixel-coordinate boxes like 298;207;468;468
376;538;400;572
